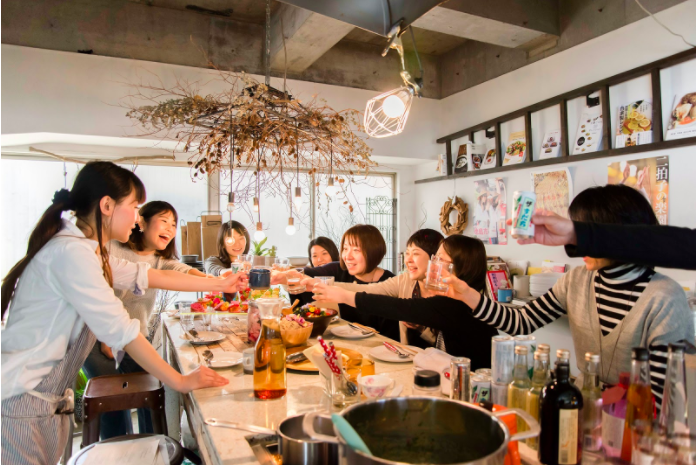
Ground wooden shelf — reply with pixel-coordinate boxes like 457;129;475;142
415;136;696;184
417;48;696;185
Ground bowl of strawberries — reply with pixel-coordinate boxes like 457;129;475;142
294;305;337;338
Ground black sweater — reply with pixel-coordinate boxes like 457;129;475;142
293;262;401;341
354;293;498;371
567;222;696;270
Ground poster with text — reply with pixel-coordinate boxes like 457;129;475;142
473;178;507;245
607;156;669;225
531;168;573;219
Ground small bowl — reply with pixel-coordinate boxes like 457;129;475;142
288;256;309;267
280;322;313;347
305;309;338;338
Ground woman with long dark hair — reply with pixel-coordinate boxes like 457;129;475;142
307;236;340;267
444;184;694;410
1;162;242;465
205;220;251;276
82;200;209;440
312;235;498;369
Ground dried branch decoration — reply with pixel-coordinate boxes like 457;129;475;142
439;196;468;235
124;73;376;190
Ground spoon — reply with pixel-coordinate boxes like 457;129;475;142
202;349;214;367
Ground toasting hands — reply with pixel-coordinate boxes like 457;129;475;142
506;210;577;246
219;270;249;293
312;283;356;307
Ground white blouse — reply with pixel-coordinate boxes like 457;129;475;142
1;220;149;400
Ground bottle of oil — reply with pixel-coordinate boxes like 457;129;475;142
526;350;550;450
539;360;583;465
620;348;654;463
508;345;531;434
253;298;287;400
580;352;602;451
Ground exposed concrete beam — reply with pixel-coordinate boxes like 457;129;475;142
413;0;559;48
270;3;353;73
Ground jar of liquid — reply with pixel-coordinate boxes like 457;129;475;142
413;370;441;397
253;298;286;400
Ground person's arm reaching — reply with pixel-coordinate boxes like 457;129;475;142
441;274;568;336
568;222;696;270
148;269;247;293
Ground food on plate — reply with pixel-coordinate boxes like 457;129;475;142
294;304;330;318
250;287;281;300
505;140;525;156
280;314;312;330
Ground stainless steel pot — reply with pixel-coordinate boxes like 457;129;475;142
302;397;539;465
206;413;338;465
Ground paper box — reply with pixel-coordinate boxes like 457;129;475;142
186;221;202;259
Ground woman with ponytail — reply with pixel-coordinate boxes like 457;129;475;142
1;162;242;465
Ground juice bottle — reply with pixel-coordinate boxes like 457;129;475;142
580;352;602;451
508;345;531;434
253;298;287;400
620;347;654;462
526;350;549;450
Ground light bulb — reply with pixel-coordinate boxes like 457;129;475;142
325;177;339;196
285;217;296;235
293;186;302;209
253;197;259;212
224;235;235;246
226;192;236;213
254;222;266;241
382;94;406;118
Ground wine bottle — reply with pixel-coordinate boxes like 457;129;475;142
658;343;689;437
539;360;583;465
580;352;602;451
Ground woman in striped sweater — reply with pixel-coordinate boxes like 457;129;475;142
444;185;694;411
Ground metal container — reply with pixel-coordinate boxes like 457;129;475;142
206;413;338;465
303;397;539;465
471;374;491;403
491;336;515;384
450;357;471;402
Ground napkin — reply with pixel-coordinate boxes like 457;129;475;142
413;348;454;395
303;345;335;379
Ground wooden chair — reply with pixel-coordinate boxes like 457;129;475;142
82;372;167;447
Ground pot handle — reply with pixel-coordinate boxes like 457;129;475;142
492;408;541;442
302;411;339;444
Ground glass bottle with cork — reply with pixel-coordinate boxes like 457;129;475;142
253;298;287;399
580;352;603;452
620;347;654;463
539;359;583;465
526;350;550;451
508;345;531;434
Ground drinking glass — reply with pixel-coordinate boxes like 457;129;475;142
274;257;290;272
202;311;213;331
330;372;359;408
180;313;195;337
286;268;306;294
425;256;454;293
316;276;335;286
239;254;253;272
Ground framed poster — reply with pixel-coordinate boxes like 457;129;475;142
608;156;669;225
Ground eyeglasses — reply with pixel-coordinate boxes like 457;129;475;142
431;254;453;265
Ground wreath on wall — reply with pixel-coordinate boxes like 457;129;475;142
439;196;468;235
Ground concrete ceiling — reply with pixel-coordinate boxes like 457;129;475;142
1;0;688;99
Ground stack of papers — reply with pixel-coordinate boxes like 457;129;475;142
86;436;169;465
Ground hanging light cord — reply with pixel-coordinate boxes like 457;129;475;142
633;0;694;48
257;148;261;223
408;27;424;86
265;0;271;86
229;132;235;225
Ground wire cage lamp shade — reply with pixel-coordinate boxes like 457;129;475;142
364;86;414;138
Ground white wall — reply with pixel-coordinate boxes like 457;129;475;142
413;1;696;372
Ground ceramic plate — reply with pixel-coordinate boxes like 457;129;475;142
368;345;423;363
330;325;375;339
207;352;243;368
180;331;227;345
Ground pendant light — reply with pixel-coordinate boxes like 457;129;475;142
293;124;302;210
325;137;339;196
364;25;423;138
254;222;266;241
285;217;296;236
253;147;265;241
227;133;237;215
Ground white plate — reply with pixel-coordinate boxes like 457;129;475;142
207;352;243;368
330;325;375;339
180;331;227;345
368;345;423;363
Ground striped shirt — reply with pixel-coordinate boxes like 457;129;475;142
473;264;676;410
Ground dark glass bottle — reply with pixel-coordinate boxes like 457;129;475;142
539;360;583;465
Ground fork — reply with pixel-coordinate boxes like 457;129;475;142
383;342;410;359
348;323;374;335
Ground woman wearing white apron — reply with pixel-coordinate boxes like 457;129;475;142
1;162;241;465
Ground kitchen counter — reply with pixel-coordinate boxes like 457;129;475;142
162;314;417;464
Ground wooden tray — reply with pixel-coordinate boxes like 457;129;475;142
286;345;363;373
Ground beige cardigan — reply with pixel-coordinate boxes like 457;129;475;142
335;274;435;345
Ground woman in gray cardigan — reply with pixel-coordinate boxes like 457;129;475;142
205;220;251;276
445;185;694;412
